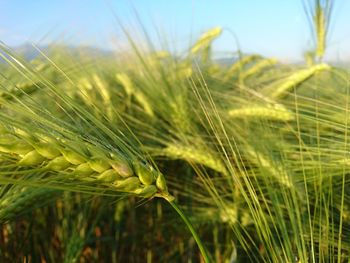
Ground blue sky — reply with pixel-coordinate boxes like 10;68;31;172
1;0;350;62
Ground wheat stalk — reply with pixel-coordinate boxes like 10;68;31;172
64;234;85;263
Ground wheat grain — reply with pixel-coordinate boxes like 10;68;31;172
18;150;46;166
134;185;158;198
109;156;133;178
33;141;61;159
96;169;122;182
134;162;155;185
74;163;95;176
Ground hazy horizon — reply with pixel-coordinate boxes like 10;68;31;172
2;0;350;63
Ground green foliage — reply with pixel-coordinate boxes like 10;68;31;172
0;13;349;262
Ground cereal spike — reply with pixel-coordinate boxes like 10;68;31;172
228;104;293;121
270;63;330;98
191;27;222;54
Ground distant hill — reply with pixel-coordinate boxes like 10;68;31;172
2;43;349;68
0;43;114;63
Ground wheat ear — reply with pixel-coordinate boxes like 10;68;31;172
0;125;172;200
228;103;293;121
270;63;330;99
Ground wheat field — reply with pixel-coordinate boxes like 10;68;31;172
1;1;349;262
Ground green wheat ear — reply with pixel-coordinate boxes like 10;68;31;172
190;27;222;63
268;63;330;98
190;27;222;54
161;142;227;175
0;123;173;201
303;0;334;61
228;103;293;121
314;2;326;59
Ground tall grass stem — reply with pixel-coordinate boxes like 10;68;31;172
168;200;212;263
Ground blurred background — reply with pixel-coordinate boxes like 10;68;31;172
1;0;350;62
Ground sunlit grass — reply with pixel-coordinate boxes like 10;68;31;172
0;2;349;261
